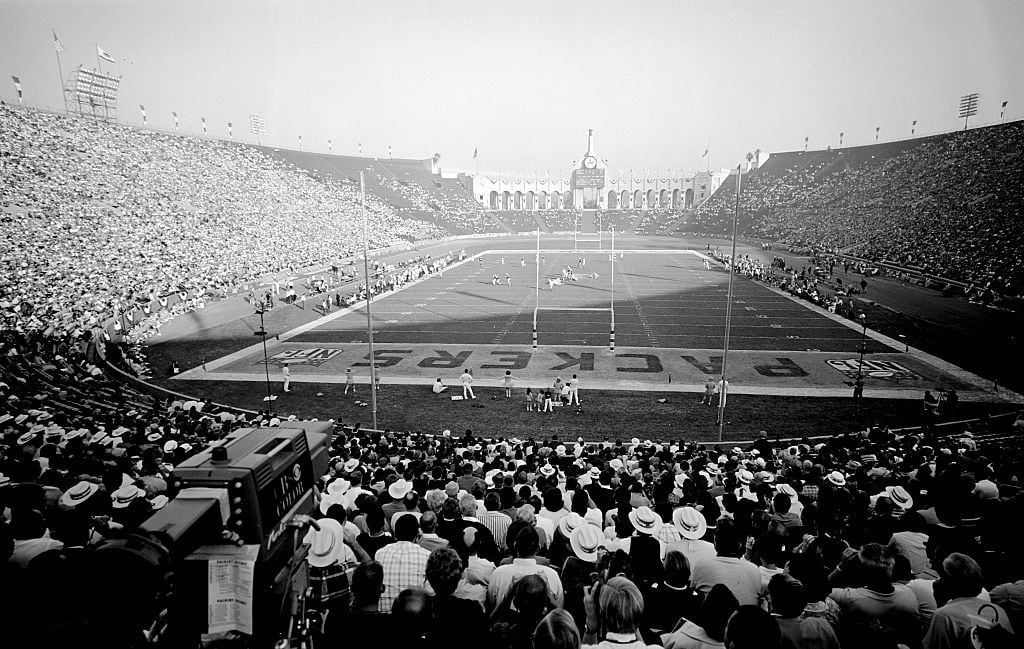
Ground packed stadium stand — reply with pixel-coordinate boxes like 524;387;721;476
266;149;493;234
4;103;1024;649
691;121;1024;296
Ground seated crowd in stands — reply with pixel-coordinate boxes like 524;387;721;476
8;344;1022;649
0;104;446;349
692;121;1024;297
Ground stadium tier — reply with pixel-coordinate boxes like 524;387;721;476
690;121;1024;296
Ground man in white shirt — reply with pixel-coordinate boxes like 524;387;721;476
488;526;563;609
460;368;475;399
690;519;760;606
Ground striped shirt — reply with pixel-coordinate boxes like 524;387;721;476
478;510;513;550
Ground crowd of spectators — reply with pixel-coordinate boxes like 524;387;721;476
692;122;1024;297
0;104;445;347
3;301;1024;647
259;421;1022;648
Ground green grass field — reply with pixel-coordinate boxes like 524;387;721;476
165;376;1013;442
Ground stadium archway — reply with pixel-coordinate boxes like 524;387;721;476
514;191;523;210
672;189;680;208
489;191;499;209
646;189;656;208
538;191;548;209
607;191;618;208
526;191;535;210
659;189;668;207
563;192;573;208
620;190;629;208
551;191;561;209
685;188;694;207
633;190;642;207
502;191;512;210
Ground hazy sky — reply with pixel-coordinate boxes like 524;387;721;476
2;0;1022;175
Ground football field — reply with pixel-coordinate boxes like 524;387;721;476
176;245;1001;400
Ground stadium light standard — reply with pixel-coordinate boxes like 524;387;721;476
718;164;742;442
359;171;379;430
253;306;275;409
959;93;980;131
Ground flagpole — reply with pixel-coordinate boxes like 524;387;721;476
717;164;742;442
360;171;378;430
95;43;102;73
54;36;67;113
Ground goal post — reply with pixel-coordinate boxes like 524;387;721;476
532;307;616;351
573;229;604;251
533;228;617;350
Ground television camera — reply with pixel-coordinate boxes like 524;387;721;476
92;421;332;648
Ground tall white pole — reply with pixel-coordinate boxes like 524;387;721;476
610;228;615;351
533;229;540;349
718;166;742;442
360;172;378;430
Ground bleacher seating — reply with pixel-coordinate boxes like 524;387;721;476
693;122;1024;295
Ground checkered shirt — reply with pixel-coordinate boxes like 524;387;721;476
375;540;430;612
801;484;819;503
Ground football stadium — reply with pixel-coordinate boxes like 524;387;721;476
2;2;1024;648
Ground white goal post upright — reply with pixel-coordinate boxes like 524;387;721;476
610;227;615;351
533;228;540;348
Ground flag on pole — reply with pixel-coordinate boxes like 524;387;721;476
228;122;233;139
139;104;147;126
96;44;116;63
388;145;392;159
53;29;65;53
201;117;207;135
299;134;303;149
701;145;709;159
172;111;179;132
473;147;478;159
328;139;332;152
11;76;23;105
1002;100;1008;108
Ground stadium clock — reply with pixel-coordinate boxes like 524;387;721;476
583;155;598;169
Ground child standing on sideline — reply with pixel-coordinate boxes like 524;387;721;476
525;387;534;411
503;370;517;398
701;378;715;405
542;386;554;412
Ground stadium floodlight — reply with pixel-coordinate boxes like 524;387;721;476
959;93;979;130
249;113;266;145
64;66;120;121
